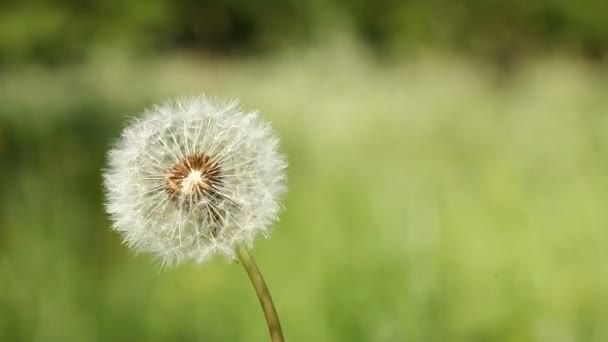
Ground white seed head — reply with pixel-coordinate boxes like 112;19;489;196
103;95;287;266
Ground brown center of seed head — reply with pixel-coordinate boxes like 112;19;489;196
165;153;223;202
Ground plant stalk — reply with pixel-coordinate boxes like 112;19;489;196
237;246;285;342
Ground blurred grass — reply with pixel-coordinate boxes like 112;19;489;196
1;41;608;341
2;0;608;65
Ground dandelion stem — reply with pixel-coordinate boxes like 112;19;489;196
237;246;284;342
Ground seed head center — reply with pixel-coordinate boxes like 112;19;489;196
181;169;206;195
165;153;223;202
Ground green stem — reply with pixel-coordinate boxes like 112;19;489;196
236;246;285;342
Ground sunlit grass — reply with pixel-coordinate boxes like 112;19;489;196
1;42;608;341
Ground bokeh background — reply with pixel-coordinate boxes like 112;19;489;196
2;1;608;341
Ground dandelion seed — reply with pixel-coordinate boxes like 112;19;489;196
103;95;287;267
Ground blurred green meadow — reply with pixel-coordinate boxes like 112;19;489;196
2;2;608;342
2;42;608;341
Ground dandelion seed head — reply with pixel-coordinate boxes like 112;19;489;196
103;95;287;266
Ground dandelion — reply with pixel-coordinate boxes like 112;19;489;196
103;95;287;341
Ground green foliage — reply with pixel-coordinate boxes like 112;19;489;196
1;46;608;340
1;0;608;65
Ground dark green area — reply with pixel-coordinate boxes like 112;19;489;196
1;0;608;65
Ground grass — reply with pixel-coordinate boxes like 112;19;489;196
1;41;608;341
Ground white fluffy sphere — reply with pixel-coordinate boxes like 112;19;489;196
103;95;287;266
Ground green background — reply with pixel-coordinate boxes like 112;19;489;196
1;1;608;341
